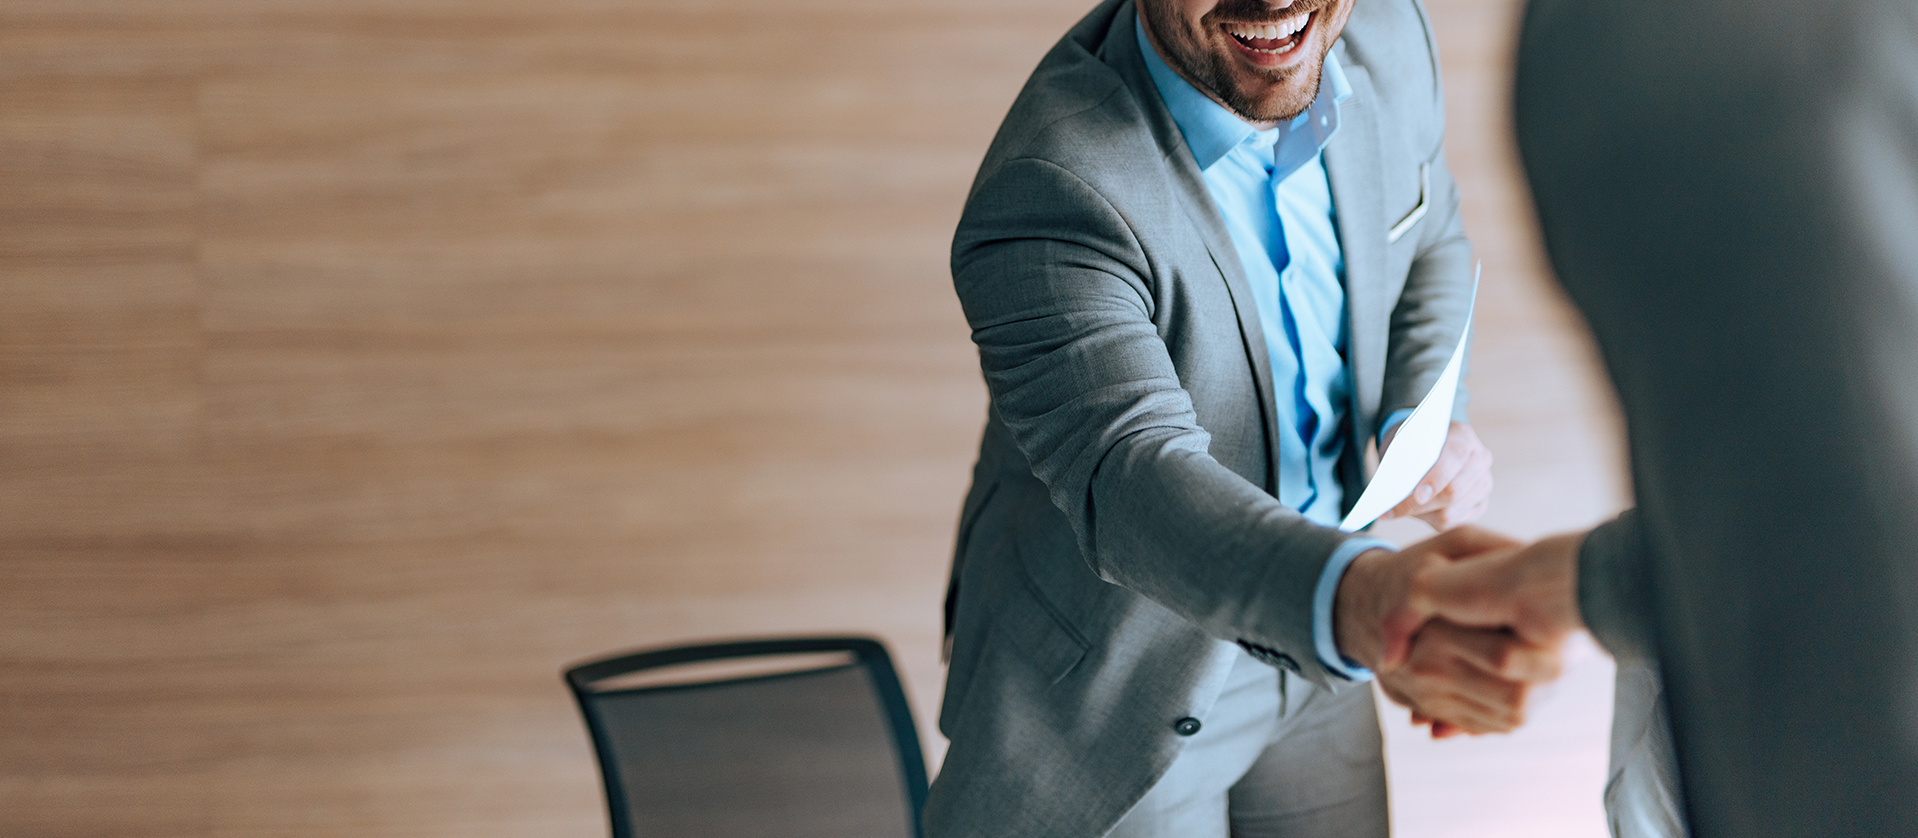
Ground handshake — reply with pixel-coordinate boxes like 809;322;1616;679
1334;527;1587;738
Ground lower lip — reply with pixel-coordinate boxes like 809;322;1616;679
1224;13;1315;67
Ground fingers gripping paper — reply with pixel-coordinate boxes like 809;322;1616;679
1338;267;1479;533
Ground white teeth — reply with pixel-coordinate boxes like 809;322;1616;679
1227;13;1309;43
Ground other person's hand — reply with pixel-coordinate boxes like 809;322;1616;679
1378;531;1587;673
1334;526;1568;737
1377;619;1561;737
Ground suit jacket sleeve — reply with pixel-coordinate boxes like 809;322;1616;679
954;154;1369;684
1578;509;1659;663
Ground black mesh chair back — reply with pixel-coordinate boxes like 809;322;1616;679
564;636;928;838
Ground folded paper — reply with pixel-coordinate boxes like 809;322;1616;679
1338;265;1479;533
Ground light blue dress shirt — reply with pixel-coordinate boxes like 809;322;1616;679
1137;17;1391;680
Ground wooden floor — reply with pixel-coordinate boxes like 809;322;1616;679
0;1;1628;836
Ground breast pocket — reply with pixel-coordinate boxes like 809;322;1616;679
1386;161;1431;246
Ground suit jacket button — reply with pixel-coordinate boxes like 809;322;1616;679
1173;717;1202;737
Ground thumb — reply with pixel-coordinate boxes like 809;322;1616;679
1377;527;1520;667
1418;552;1526;630
1426;524;1522;560
1379;557;1520;668
1377;572;1446;670
1377;598;1429;670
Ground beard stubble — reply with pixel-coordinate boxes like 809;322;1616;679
1140;0;1333;124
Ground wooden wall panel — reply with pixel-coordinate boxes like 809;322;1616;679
0;80;200;452
0;2;1627;837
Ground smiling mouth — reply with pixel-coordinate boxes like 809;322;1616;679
1224;13;1313;56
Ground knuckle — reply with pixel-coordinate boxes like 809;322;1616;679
1421;697;1460;719
1487;645;1514;674
1504;683;1530;708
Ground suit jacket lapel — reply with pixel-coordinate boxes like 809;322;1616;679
1100;2;1285;495
1323;53;1389;454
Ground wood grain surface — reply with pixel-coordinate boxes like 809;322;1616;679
0;2;1627;836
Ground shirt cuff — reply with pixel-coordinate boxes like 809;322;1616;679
1378;408;1416;447
1312;537;1397;681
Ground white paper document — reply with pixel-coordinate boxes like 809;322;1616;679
1338;267;1479;533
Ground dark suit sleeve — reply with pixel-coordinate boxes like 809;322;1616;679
1577;509;1658;663
954;155;1355;684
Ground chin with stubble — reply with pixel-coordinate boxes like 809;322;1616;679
1139;0;1354;126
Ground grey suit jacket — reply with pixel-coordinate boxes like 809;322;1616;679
1518;0;1918;836
931;0;1475;834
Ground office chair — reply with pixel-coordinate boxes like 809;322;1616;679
564;636;928;838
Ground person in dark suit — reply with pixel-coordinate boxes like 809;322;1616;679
1379;1;1918;836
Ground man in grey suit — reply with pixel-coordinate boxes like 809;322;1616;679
930;0;1564;834
1382;0;1918;836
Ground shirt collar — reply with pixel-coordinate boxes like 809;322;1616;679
1135;11;1350;177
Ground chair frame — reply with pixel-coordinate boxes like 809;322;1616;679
563;636;929;838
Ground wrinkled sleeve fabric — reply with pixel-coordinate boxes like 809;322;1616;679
1579;512;1687;838
954;155;1362;684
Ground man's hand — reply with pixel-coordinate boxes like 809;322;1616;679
1335;526;1568;737
1376;620;1561;737
1379;422;1493;529
1379;532;1588;672
1334;526;1517;669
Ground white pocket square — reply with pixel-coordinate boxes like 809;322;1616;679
1387;162;1430;244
